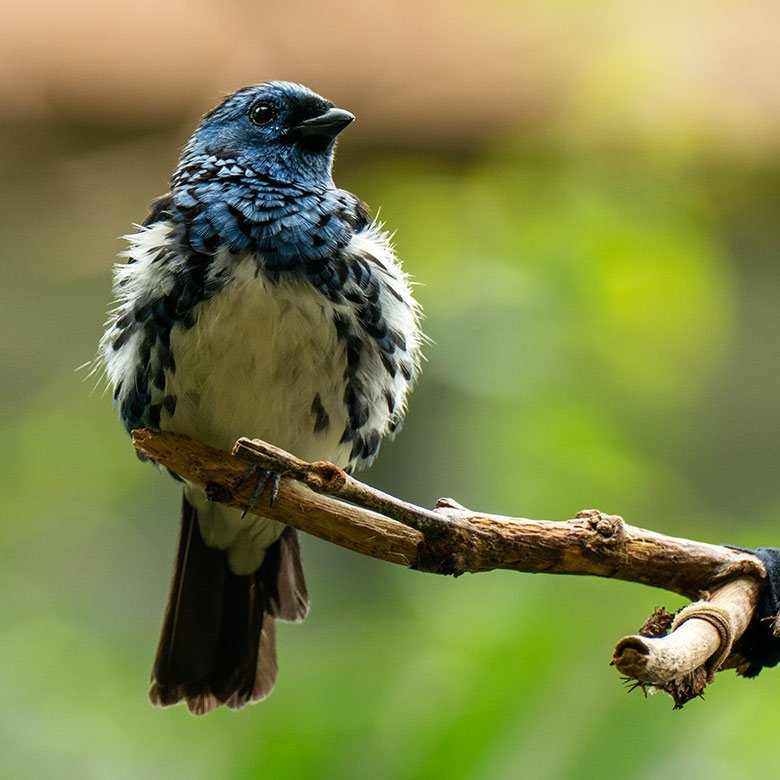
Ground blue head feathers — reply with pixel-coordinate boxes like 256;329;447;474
176;82;354;189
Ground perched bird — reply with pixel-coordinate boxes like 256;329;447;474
98;82;423;714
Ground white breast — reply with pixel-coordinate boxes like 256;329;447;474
163;253;354;572
100;219;423;574
167;253;354;464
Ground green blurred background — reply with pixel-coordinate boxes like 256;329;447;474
2;1;780;777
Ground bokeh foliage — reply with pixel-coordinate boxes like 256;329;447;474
1;105;779;779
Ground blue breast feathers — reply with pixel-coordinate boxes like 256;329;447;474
171;156;367;272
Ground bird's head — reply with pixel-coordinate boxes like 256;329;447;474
179;82;355;187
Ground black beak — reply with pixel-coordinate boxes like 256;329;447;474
294;107;355;140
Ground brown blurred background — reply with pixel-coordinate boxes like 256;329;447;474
3;0;780;153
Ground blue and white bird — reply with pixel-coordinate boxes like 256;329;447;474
98;82;423;714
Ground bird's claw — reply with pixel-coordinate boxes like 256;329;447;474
237;464;281;518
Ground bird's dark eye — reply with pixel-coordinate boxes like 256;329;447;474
248;100;277;126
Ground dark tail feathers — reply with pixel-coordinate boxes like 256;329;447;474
149;495;309;715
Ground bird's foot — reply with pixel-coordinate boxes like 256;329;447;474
236;464;281;518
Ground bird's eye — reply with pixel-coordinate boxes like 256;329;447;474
248;100;277;126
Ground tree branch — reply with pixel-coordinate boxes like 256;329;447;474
131;428;769;706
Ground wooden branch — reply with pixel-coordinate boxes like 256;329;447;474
131;429;770;706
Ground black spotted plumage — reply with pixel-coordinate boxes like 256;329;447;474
310;394;330;434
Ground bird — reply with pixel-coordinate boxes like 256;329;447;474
97;81;423;714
